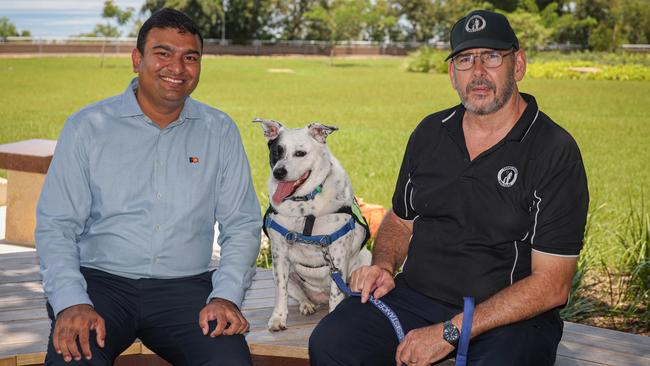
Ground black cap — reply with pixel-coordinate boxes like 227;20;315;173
446;10;519;60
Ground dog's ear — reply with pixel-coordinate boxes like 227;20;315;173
308;123;338;143
253;118;283;141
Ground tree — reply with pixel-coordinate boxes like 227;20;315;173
390;0;438;41
305;0;373;62
364;0;399;42
142;0;277;43
540;2;596;47
224;0;277;42
0;17;31;39
80;1;135;67
0;17;18;39
273;0;321;40
620;0;650;44
391;0;492;42
504;9;550;51
103;0;135;35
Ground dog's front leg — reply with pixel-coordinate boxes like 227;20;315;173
269;245;290;331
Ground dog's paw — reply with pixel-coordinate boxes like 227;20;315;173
267;315;287;331
299;301;317;316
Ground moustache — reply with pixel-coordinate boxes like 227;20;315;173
466;78;496;93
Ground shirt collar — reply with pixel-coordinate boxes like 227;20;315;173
119;77;201;121
442;92;540;144
503;93;539;142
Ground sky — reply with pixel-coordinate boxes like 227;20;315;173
0;0;146;37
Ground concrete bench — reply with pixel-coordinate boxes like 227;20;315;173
1;251;649;366
0;140;56;246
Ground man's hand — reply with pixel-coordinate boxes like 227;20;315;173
53;304;105;362
395;323;455;366
349;265;395;303
199;297;249;337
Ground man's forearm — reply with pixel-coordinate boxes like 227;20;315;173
371;209;412;274
451;254;576;338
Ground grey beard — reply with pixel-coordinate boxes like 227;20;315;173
455;73;517;116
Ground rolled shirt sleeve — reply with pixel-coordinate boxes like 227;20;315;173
35;116;93;316
209;120;262;307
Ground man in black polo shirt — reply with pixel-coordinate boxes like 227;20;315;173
309;9;588;366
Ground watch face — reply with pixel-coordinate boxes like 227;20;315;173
443;321;460;345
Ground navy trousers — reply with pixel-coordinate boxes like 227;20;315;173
309;282;563;366
44;267;252;366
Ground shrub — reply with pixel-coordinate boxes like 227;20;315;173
405;46;448;74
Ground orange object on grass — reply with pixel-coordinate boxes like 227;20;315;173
356;197;386;239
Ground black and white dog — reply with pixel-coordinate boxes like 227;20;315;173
254;118;371;331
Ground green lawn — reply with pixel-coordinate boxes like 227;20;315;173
1;56;648;261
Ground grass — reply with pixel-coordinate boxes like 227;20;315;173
1;55;648;332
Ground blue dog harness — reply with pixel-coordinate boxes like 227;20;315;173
264;214;356;246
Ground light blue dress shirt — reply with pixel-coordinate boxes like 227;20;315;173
36;78;262;316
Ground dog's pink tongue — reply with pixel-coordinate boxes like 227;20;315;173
272;180;298;204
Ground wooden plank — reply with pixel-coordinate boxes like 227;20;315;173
563;322;650;348
0;252;39;262
251;354;309;366
561;328;650;358
0;282;44;297
0;251;40;269
554;356;605;366
0;357;16;366
557;339;650;366
0;273;41;285
0;307;47;322
0;299;47;312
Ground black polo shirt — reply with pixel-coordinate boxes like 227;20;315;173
392;93;589;308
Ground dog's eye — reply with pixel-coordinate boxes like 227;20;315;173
294;151;307;157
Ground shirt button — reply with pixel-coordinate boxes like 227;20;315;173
156;192;162;199
154;224;161;231
154;256;160;263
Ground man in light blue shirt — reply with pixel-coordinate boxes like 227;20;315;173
35;8;261;366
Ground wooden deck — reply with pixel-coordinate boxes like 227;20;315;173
1;250;649;366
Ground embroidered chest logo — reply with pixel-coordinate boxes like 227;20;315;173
497;166;518;187
465;15;486;33
189;156;200;164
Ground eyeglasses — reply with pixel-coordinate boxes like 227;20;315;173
451;50;515;71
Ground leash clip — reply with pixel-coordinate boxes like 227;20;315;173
318;234;332;246
321;246;340;273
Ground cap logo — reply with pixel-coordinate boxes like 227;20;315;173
465;15;486;33
497;166;518;187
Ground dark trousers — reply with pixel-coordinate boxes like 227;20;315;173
45;267;252;366
309;282;563;366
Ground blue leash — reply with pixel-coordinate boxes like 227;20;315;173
456;297;475;366
330;271;475;366
331;271;406;341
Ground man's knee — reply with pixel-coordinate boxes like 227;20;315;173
44;341;112;366
187;334;252;366
309;300;397;366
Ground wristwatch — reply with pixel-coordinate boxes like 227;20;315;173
442;320;460;347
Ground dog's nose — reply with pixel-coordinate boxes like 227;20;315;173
273;167;287;180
